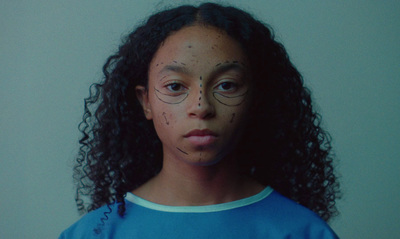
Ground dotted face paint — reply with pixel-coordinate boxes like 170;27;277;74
154;61;249;106
154;87;189;104
176;147;188;155
230;113;236;123
145;25;252;166
212;90;248;106
162;112;170;125
198;76;203;107
211;61;249;107
153;63;190;104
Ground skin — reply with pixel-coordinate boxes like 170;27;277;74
135;25;264;206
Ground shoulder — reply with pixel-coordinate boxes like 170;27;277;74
251;190;338;238
59;203;123;239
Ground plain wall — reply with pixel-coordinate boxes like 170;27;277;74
1;0;399;238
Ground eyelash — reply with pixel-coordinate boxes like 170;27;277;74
165;82;187;93
214;81;239;93
162;79;241;94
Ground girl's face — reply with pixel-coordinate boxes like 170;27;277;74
137;25;252;166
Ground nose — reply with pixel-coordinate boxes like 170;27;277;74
187;88;215;119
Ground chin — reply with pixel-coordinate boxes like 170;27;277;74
189;159;222;167
184;152;226;167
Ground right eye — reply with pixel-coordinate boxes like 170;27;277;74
154;80;189;104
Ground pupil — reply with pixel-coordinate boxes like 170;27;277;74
171;84;180;91
221;82;231;90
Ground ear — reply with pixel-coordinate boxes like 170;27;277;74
135;85;153;120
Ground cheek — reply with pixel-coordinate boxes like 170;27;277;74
161;112;170;125
221;108;251;140
153;107;182;132
149;93;177;127
215;91;251;125
154;111;177;129
152;111;176;142
219;103;248;125
230;113;236;123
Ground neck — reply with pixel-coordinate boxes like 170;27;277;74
132;154;264;206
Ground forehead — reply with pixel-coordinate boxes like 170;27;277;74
149;25;247;71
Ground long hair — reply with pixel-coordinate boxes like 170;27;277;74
74;2;340;221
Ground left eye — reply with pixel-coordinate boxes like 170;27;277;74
166;83;185;92
216;82;237;91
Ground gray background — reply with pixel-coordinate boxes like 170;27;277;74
1;0;399;238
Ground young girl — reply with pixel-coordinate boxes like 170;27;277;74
60;3;340;238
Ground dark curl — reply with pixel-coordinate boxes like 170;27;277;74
74;3;340;222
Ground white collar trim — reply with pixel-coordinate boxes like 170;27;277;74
125;186;273;213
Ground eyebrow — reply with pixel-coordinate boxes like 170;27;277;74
212;62;246;76
157;61;247;78
158;65;191;76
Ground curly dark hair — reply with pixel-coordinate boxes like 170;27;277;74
74;2;340;222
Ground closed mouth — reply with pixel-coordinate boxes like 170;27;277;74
184;129;218;137
184;129;218;146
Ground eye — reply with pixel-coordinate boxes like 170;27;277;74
166;82;185;92
215;81;238;92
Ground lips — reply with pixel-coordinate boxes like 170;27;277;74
184;129;218;146
184;129;217;137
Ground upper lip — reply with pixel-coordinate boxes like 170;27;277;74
184;129;218;137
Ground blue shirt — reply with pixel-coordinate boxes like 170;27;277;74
60;187;338;238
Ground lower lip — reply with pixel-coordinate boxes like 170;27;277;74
186;135;217;146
